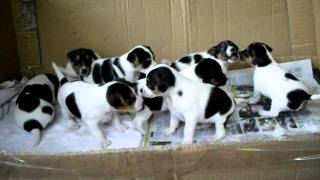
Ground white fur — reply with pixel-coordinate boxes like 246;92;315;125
52;62;143;148
251;47;320;117
140;64;235;144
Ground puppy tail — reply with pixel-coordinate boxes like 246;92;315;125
310;94;320;100
31;128;41;147
52;62;68;86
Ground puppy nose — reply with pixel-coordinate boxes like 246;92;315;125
82;69;88;74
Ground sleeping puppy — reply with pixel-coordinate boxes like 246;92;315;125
239;42;320;117
13;74;59;146
81;45;156;84
59;48;102;81
169;40;239;71
138;64;235;144
52;62;143;148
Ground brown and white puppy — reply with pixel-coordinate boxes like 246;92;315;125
52;62;143;148
239;42;320;117
60;48;102;81
138;64;235;144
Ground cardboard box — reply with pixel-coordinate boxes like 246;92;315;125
1;0;320;179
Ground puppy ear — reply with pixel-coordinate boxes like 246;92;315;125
264;44;273;52
127;50;137;63
207;46;219;57
107;92;125;109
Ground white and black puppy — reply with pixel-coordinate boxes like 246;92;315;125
133;58;229;134
169;40;239;72
52;62;143;148
239;42;320;117
139;64;235;144
60;48;102;81
82;45;156;84
13;74;59;146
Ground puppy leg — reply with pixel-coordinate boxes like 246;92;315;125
250;87;261;104
112;115;128;133
61;109;80;130
164;115;179;136
259;102;280;117
87;121;111;148
133;107;153;135
182;118;197;144
209;118;226;142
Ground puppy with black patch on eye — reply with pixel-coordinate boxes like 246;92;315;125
81;45;156;84
58;48;102;81
52;62;143;148
13;74;59;146
139;64;236;144
168;40;239;72
239;42;320;117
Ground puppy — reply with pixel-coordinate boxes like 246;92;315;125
52;62;143;148
133;58;230;134
170;40;239;71
81;45;156;84
13;74;59;146
139;64;235;144
60;48;102;81
239;42;320;117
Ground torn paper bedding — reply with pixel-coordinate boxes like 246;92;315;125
0;78;28;120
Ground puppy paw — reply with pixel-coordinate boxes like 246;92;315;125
164;128;175;136
100;140;111;149
65;121;80;131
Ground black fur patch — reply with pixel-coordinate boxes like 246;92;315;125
194;54;203;63
177;56;191;64
102;60;118;83
113;58;125;75
247;42;272;67
42;106;53;115
170;62;179;71
127;47;152;69
107;82;136;109
139;73;146;79
16;84;53;112
92;64;102;84
287;89;310;110
23;119;43;132
285;73;298;81
45;73;59;98
60;78;68;86
177;90;183;96
205;87;232;118
146;67;176;93
66;93;81;119
195;59;227;86
143;97;163;111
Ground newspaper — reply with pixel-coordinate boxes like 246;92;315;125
143;59;320;147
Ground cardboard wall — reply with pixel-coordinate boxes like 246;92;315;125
35;0;320;72
0;0;19;82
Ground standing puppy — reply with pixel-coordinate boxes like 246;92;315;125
139;64;235;144
60;48;102;81
52;63;143;148
82;45;156;84
170;40;239;71
239;42;320;117
13;74;59;146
